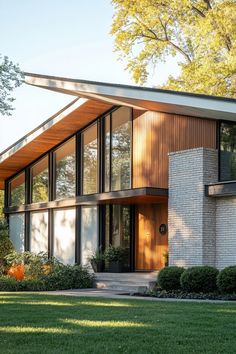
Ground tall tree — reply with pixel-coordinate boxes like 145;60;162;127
111;0;236;97
0;55;23;116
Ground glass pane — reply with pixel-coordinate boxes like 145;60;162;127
30;211;48;254
82;123;98;194
81;206;98;266
220;122;236;181
104;115;110;192
31;156;49;203
54;137;76;199
112;205;130;270
111;107;131;191
9;172;25;206
53;208;75;265
9;213;25;252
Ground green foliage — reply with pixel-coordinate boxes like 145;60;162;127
0;55;23;115
0;251;94;291
0;191;4;218
180;266;219;293
104;245;126;262
217;266;236;294
43;264;93;291
0;219;14;272
111;0;236;97
158;266;185;291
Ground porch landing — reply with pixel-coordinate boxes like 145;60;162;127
94;272;158;293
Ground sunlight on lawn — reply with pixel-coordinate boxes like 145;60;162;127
78;300;133;307
0;300;74;306
0;326;74;334
62;319;149;328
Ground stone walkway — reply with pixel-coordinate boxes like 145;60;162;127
43;288;236;303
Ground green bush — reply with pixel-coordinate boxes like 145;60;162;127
43;264;94;291
217;266;236;294
158;266;185;291
180;266;219;293
0;276;19;291
0;219;14;272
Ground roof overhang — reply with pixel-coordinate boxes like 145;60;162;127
24;72;236;121
206;181;236;197
0;97;112;189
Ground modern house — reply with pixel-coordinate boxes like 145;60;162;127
0;73;236;271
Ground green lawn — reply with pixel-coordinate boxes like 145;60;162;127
0;293;236;354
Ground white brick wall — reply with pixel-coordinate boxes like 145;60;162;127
168;148;218;267
216;197;236;269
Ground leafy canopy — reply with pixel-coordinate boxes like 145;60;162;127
111;0;236;97
0;55;23;115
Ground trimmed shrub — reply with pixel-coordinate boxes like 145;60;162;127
43;264;94;291
180;266;219;293
217;266;236;294
0;276;19;291
158;266;185;291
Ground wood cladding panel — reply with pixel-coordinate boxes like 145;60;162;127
135;203;168;270
133;110;217;188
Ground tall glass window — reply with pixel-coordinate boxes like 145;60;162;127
54;137;76;199
30;211;48;254
9;213;25;252
111;107;131;190
81;206;98;266
82;123;98;194
220;122;236;181
105;205;131;270
31;156;49;203
104;114;110;192
53;208;75;264
9;172;25;206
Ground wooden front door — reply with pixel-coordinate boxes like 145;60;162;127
135;203;168;270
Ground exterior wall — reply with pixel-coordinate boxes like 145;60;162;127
216;197;236;269
168;148;218;267
133;110;217;189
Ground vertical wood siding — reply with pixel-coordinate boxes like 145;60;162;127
133;110;217;188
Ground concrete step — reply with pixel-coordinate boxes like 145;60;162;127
93;272;158;293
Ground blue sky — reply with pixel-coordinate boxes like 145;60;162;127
0;0;179;151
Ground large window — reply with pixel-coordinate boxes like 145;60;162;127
105;205;131;270
220;122;236;181
9;213;25;252
31;156;49;203
53;208;76;264
9;172;25;206
81;206;98;266
104;107;132;192
54;137;76;199
30;211;48;254
82;123;98;194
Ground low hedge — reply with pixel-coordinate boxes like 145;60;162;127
158;266;185;291
217;266;236;294
0;264;94;292
180;266;219;293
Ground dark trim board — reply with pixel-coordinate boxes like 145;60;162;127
4;187;168;214
206;181;236;197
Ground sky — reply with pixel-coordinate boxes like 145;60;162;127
0;0;179;151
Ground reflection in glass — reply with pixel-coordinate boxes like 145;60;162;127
53;208;75;265
9;213;25;252
105;205;131;270
31;156;49;203
30;211;48;254
104;115;110;192
54;137;76;199
220;122;236;181
9;172;25;206
82;123;98;194
81;206;98;266
111;107;131;191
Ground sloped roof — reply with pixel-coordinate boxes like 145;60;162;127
0;72;236;189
